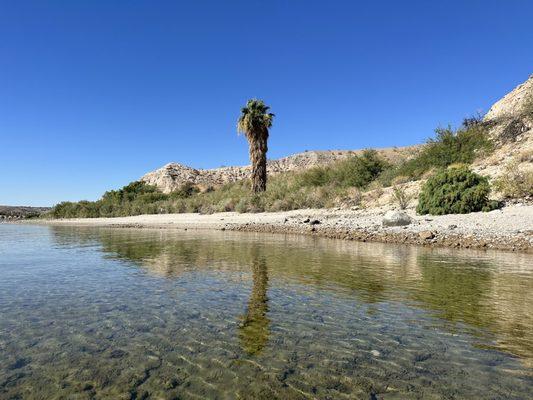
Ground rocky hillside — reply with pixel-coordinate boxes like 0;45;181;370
474;74;533;178
142;147;417;193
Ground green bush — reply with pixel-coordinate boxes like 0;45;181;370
380;124;493;185
416;166;496;215
48;181;171;219
295;149;388;189
331;150;388;188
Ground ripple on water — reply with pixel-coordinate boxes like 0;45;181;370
0;225;532;399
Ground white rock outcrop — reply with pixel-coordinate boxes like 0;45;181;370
485;74;533;120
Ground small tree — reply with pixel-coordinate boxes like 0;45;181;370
392;185;410;209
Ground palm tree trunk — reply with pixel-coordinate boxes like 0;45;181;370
249;130;268;192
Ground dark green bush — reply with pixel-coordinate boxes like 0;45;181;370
49;181;170;218
416;166;496;215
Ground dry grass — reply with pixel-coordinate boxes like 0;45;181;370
517;148;533;163
493;161;533;199
392;185;411;209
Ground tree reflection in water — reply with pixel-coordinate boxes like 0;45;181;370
238;248;270;355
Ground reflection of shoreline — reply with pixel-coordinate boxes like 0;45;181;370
238;248;270;355
48;226;533;366
23;202;533;252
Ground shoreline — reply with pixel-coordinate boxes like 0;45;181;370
14;204;533;253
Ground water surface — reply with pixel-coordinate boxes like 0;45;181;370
0;224;532;399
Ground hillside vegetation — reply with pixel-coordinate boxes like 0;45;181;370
0;205;50;219
49;120;496;218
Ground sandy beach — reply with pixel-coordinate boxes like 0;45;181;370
19;203;533;253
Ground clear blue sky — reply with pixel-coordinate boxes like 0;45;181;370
1;1;532;206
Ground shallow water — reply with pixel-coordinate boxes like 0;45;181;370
0;225;532;399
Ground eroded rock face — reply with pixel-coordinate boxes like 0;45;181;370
485;75;533;121
382;210;412;227
483;75;533;144
474;74;533;183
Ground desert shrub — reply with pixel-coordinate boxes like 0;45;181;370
49;181;170;218
461;113;484;129
330;150;388;188
293;150;387;189
380;124;493;185
493;162;533;199
416;166;496;215
392;185;410;210
170;182;200;199
234;197;249;213
499;118;529;143
295;167;330;187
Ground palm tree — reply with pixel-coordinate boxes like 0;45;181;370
237;99;274;192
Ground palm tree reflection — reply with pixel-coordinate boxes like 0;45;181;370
238;252;270;355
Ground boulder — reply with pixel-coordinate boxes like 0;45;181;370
419;231;435;240
382;211;412;227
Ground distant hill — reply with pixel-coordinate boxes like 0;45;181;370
0;205;50;220
142;146;419;193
